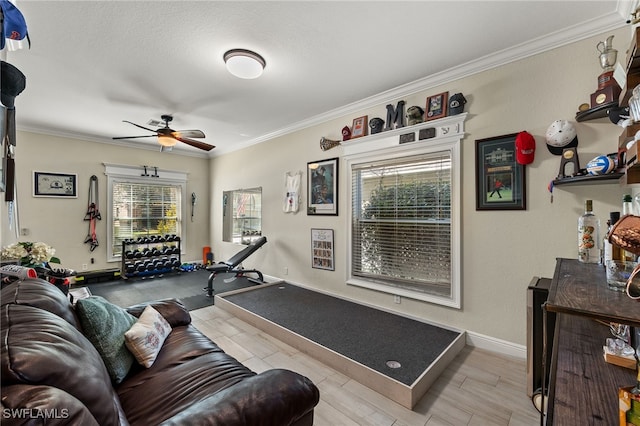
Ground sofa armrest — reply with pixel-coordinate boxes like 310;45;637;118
1;384;101;426
126;299;191;327
159;369;319;426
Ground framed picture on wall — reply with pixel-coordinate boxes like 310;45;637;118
351;115;368;138
311;228;334;270
475;133;526;210
425;92;448;121
33;171;78;198
307;157;338;215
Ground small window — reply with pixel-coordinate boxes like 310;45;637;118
111;182;183;257
105;164;187;262
222;187;262;245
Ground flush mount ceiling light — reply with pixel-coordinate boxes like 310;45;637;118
223;49;266;79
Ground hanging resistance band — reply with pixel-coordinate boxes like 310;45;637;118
84;175;101;252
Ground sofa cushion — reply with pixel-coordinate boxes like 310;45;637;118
125;305;172;368
76;296;137;384
1;304;125;426
126;298;191;327
117;325;256;425
1;278;79;328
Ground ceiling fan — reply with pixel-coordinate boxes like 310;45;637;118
113;114;215;152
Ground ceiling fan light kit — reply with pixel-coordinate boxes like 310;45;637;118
157;134;177;147
112;114;215;152
224;49;266;79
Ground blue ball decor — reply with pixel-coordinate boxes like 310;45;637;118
586;155;615;175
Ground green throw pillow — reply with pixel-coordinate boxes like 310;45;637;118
76;296;137;384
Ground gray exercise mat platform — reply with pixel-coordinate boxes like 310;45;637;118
216;281;465;408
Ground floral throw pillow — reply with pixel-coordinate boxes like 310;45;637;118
124;305;172;368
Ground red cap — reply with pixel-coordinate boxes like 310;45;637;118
515;131;536;165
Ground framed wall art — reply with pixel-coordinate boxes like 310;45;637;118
351;115;368;138
311;228;334;271
307;157;338;215
425;92;448;121
475;133;526;210
33;171;78;198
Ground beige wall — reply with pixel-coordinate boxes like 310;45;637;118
210;27;631;350
1;27;632;352
0;133;211;272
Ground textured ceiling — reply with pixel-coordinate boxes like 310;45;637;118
2;1;635;156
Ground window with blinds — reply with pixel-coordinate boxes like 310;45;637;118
351;151;453;299
111;182;182;257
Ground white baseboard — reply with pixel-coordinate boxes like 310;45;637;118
465;330;526;359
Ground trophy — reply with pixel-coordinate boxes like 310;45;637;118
590;35;621;108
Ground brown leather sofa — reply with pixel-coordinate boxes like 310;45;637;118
1;278;320;425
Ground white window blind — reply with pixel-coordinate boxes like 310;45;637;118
111;182;183;257
351;151;452;298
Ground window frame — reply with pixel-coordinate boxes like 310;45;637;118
104;164;188;262
343;116;465;308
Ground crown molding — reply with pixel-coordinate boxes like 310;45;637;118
219;8;631;157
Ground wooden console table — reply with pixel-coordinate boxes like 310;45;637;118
543;258;640;425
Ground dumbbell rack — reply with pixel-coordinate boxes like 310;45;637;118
121;235;181;280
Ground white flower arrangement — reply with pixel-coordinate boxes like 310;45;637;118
1;242;58;266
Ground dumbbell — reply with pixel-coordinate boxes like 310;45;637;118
135;261;146;273
124;250;134;259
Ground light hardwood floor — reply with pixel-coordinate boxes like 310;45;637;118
191;306;540;426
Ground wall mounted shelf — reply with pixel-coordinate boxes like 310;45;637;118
575;101;616;122
552;172;624;186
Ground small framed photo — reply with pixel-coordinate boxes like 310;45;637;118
351;115;368;138
425;92;448;121
307;157;338;215
475;133;526;210
33;171;77;198
311;228;334;271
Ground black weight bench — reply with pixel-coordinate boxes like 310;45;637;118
204;236;267;297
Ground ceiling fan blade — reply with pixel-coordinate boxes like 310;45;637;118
174;136;215;151
172;130;205;139
112;135;157;140
122;120;158;133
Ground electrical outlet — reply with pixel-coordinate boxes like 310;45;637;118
20;228;29;236
82;264;88;271
283;267;288;275
394;295;401;304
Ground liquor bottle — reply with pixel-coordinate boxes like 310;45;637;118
623;194;634;217
578;199;600;263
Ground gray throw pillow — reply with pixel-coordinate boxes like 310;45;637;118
76;296;137;384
